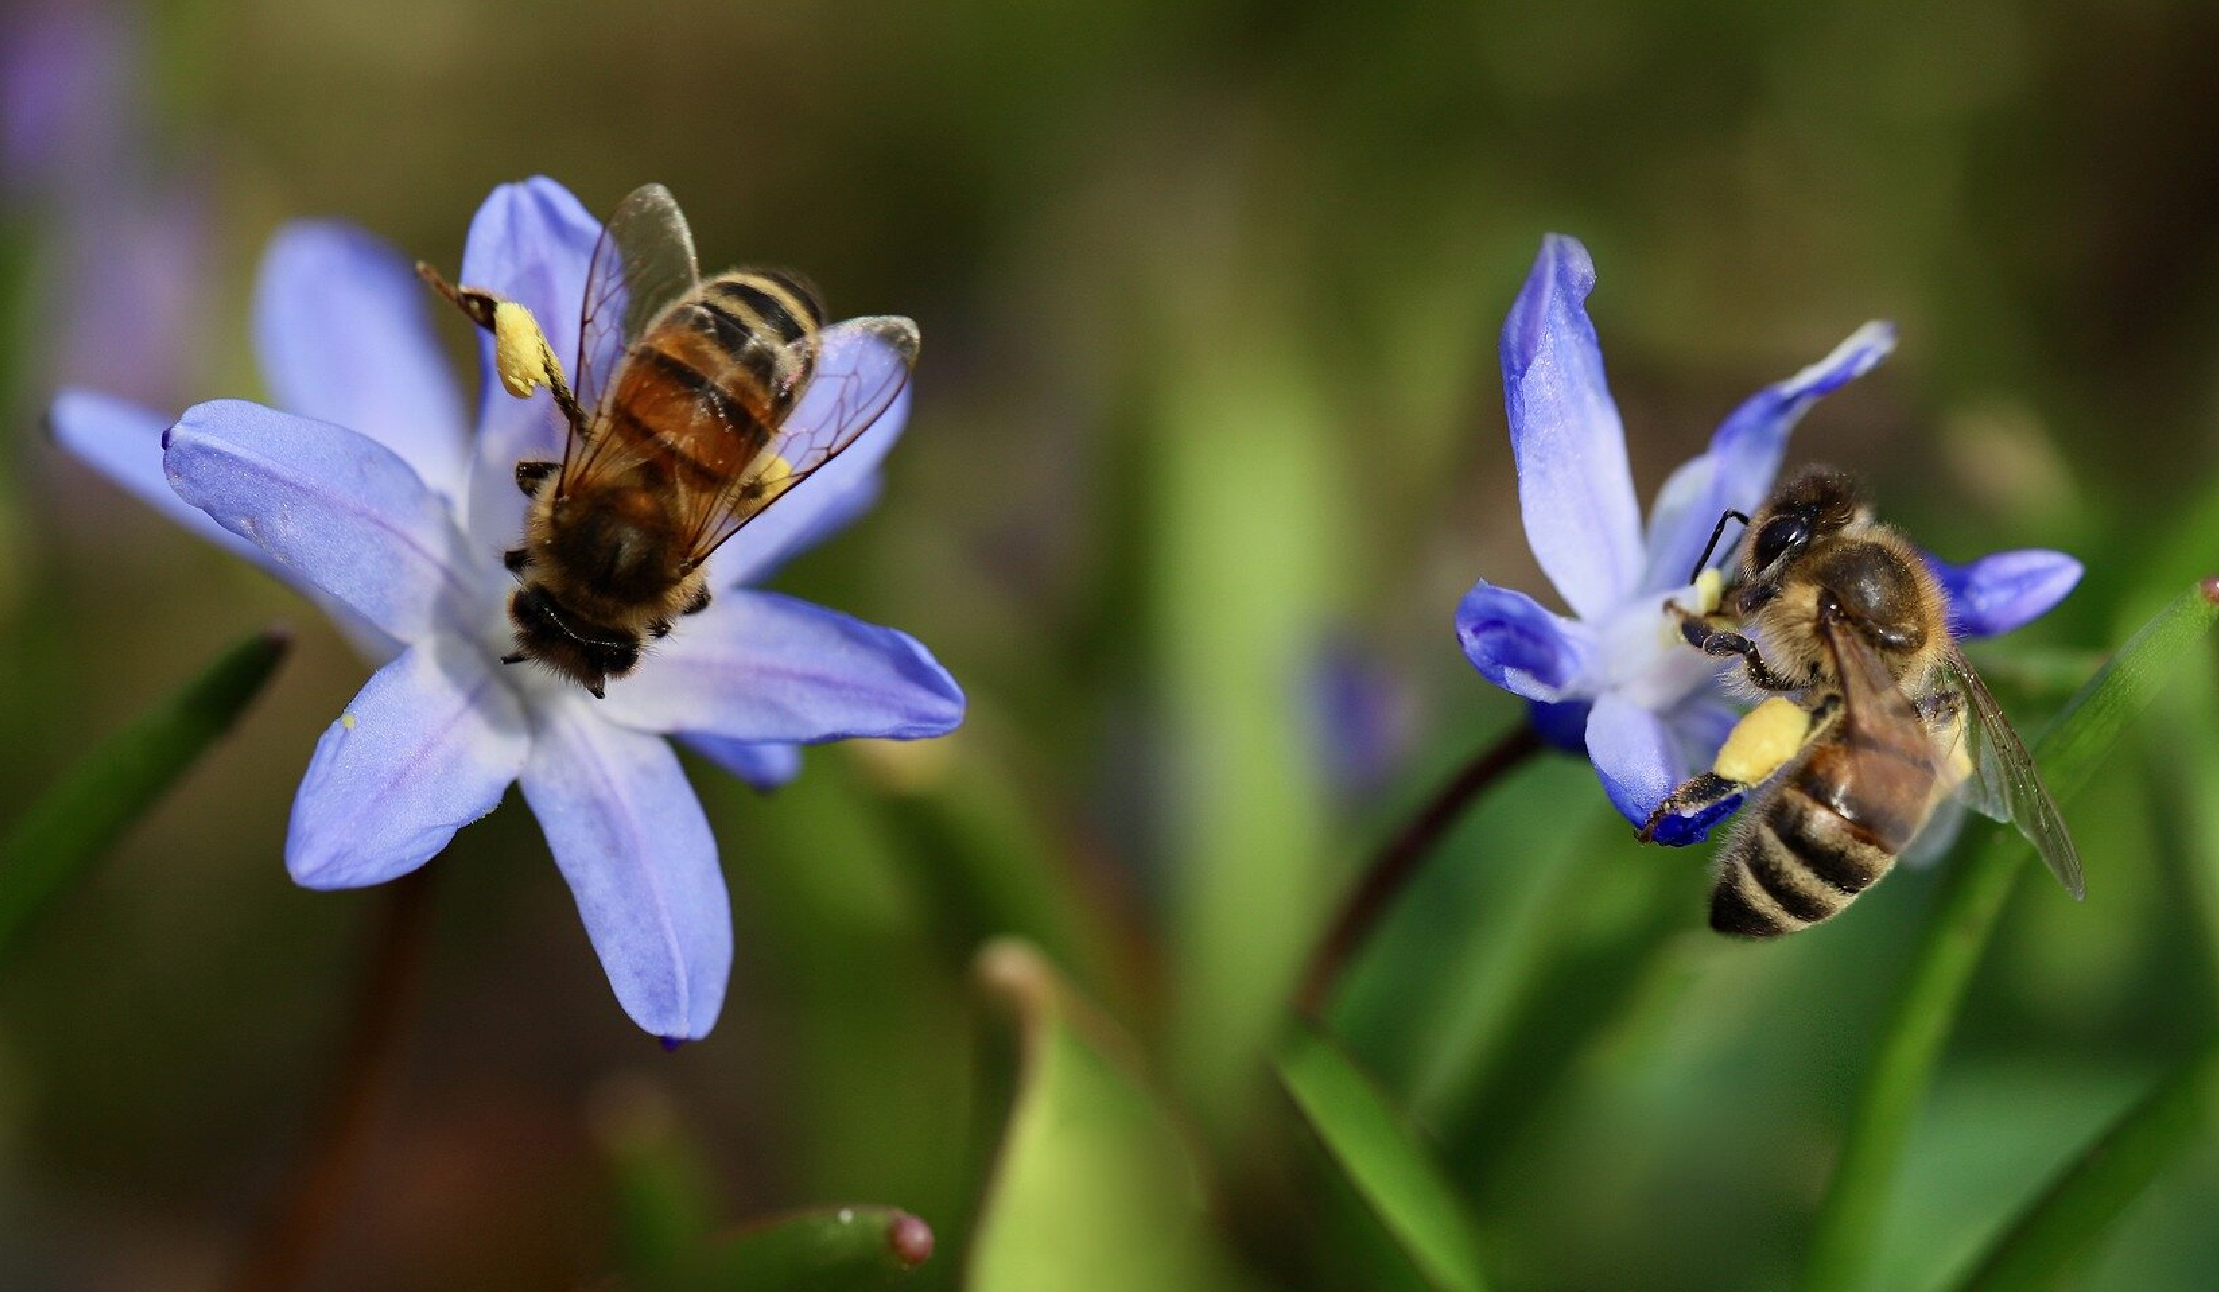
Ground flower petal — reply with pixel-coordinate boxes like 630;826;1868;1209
48;389;270;566
1455;579;1597;703
458;178;601;548
520;698;729;1041
287;635;528;888
680;734;804;791
1585;691;1681;828
1501;234;1643;618
254;221;470;497
598;590;966;744
163;399;478;641
1925;549;2082;639
711;322;915;587
1641;321;1896;590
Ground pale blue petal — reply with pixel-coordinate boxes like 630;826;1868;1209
163;399;477;642
716;468;883;590
1454;579;1597;703
710;324;914;588
1925;549;2082;639
1641;322;1896;590
1501;235;1643;619
681;735;804;791
457;178;602;548
254;221;471;497
48;389;270;568
287;635;528;888
520;697;730;1041
1586;691;1680;828
597;591;966;744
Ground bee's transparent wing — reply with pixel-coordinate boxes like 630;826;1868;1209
564;184;701;486
1939;647;2085;899
676;315;919;567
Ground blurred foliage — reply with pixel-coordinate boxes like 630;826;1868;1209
4;0;2219;1290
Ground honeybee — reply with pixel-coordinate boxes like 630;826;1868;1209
418;184;919;696
1640;468;2083;937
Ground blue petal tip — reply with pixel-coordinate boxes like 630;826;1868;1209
1648;793;1742;847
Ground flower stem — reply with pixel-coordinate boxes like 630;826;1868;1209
1295;724;1543;1019
233;868;437;1292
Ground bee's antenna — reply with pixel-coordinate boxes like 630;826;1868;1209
1688;510;1753;585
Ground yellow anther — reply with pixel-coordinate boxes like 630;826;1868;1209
492;301;566;399
1692;567;1724;616
340;711;358;730
1714;697;1811;784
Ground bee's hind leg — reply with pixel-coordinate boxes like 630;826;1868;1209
1640;772;1748;844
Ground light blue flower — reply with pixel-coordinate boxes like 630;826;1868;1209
1456;235;2079;839
48;178;964;1041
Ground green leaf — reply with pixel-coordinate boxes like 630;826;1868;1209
1803;580;2219;1292
1947;1041;2219;1292
1148;275;1339;1133
591;1078;720;1283
0;627;289;957
677;1205;934;1291
1277;1026;1492;1292
968;939;1259;1292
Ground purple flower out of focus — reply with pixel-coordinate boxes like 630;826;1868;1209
48;178;965;1042
1456;236;2081;842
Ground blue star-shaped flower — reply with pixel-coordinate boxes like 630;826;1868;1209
49;177;965;1042
1456;235;2080;838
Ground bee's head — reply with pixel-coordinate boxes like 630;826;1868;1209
1741;468;1865;576
507;585;640;699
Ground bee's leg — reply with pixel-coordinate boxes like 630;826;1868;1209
414;262;501;332
502;547;530;573
515;460;557;496
1641;772;1747;843
648;619;673;639
1639;697;1820;843
500;651;528;665
1680;618;1802;692
682;587;712;616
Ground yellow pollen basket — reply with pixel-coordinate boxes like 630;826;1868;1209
491;301;566;399
1713;697;1811;784
748;453;796;508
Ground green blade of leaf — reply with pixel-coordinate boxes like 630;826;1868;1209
1802;580;2219;1292
1947;1040;2219;1292
968;939;1260;1292
0;626;289;957
590;1078;720;1283
1277;1026;1492;1292
675;1204;934;1291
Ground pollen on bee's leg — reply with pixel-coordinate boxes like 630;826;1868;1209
1714;697;1812;784
491;301;567;399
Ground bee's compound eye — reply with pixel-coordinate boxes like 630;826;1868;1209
1753;516;1811;570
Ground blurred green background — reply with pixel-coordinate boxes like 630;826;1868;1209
5;0;2219;1289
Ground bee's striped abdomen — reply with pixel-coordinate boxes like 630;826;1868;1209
599;270;825;490
1709;736;1937;938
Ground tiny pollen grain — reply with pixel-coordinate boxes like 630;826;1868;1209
341;711;358;730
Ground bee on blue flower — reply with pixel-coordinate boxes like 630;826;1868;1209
1456;235;2080;844
48;178;966;1042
